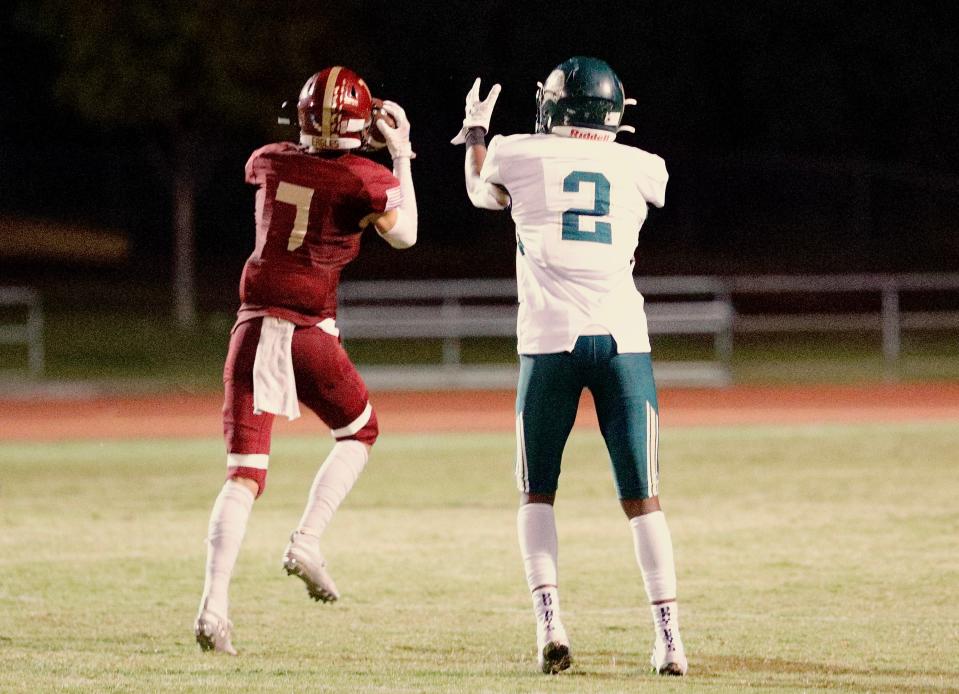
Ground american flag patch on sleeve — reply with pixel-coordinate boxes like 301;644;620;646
385;185;403;210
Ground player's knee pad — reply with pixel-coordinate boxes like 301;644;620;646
331;403;379;447
226;453;269;498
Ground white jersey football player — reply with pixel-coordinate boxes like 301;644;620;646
452;56;687;677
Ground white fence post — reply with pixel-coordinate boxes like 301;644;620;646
716;288;735;364
441;297;462;365
880;280;901;378
0;287;44;376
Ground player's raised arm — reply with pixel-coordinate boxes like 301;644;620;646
372;100;418;249
451;77;509;210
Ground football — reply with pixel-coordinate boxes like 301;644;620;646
367;98;396;149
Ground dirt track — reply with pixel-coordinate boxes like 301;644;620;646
2;382;958;442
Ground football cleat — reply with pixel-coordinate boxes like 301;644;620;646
651;639;688;676
282;531;340;603
194;601;237;656
536;617;571;674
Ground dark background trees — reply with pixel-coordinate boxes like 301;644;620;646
3;1;958;322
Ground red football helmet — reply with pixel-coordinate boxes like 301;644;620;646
297;67;373;151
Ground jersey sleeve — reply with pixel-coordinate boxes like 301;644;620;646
480;134;506;187
357;159;403;215
633;150;669;208
244;142;299;185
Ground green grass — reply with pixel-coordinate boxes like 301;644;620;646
0;311;233;389
1;424;958;692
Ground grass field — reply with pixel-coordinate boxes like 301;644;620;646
1;423;958;692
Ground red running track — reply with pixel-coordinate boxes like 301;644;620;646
1;382;958;442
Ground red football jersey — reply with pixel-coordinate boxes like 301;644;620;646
235;142;401;326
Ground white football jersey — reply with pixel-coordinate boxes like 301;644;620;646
481;133;668;354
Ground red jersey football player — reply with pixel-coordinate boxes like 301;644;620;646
194;66;417;655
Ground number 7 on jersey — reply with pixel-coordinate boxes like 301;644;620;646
276;181;315;251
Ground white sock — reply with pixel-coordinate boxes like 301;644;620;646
650;600;683;649
201;479;255;617
295;440;369;537
629;511;678;603
517;503;558;590
532;586;562;628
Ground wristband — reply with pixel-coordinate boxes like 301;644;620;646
465;127;487;147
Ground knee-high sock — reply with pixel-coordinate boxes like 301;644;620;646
296;440;369;537
201;479;255;617
518;503;563;632
631;511;685;654
629;510;678;603
517;503;558;591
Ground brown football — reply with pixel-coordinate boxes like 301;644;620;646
368;98;396;149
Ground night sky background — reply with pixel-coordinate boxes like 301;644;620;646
2;1;958;313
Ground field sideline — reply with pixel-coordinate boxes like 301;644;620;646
1;384;958;692
3;382;959;441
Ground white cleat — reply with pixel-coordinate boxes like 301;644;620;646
651;639;688;676
537;619;571;675
282;531;340;603
194;601;237;655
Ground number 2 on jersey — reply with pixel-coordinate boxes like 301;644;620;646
276;181;315;251
562;171;611;245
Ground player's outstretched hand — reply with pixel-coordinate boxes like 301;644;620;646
450;77;501;145
377;101;415;160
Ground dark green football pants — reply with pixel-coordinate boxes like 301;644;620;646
515;335;660;499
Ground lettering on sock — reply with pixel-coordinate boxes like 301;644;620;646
539;592;555;630
658;604;671;626
658;605;676;653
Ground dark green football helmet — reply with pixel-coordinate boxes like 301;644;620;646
535;56;635;137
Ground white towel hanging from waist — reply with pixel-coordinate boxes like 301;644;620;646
252;317;301;421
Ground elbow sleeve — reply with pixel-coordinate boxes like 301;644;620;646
380;208;416;249
464;153;508;210
467;181;509;210
380;157;417;249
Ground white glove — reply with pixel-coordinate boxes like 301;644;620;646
450;77;501;144
376;100;415;160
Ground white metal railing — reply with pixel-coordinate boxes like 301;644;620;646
337;278;735;385
725;273;959;362
0;287;44;376
338;273;959;370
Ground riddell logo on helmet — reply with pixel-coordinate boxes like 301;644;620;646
569;128;605;140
